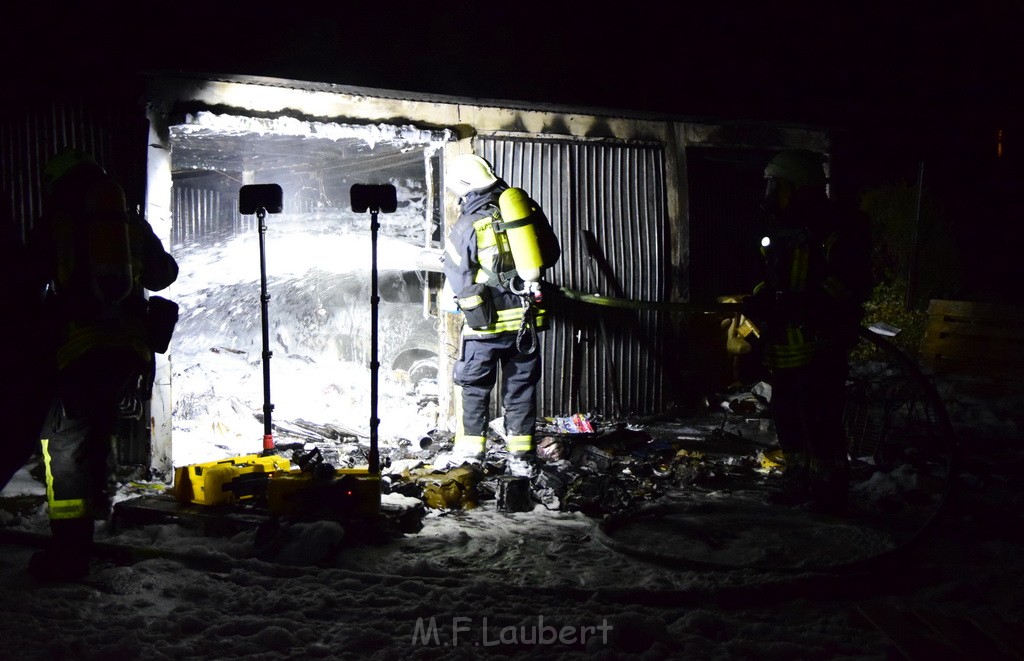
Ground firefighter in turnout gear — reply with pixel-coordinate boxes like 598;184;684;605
441;154;560;475
746;149;872;514
24;149;179;581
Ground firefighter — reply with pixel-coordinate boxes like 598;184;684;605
746;149;872;514
25;149;179;581
440;154;559;476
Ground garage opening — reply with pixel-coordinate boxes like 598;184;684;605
166;111;449;467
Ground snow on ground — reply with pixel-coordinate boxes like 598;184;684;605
2;380;1023;659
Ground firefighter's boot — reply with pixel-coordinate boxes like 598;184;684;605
806;460;849;516
505;450;539;478
763;451;811;506
28;517;94;582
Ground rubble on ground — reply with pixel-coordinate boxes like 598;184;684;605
296;402;787;519
107;369;951;551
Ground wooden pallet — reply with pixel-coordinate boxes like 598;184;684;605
919;299;1024;379
112;493;272;536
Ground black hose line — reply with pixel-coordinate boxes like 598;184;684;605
596;326;960;574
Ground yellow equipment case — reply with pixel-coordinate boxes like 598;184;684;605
265;468;381;518
172;452;380;519
173;454;293;507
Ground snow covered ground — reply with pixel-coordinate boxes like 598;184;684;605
1;374;1023;659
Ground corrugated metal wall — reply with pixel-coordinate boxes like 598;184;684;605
477;136;672;418
170;182;325;245
171;186;252;244
0;99;146;239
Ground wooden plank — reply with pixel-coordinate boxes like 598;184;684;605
923;320;1024;343
928;299;1024;323
919;336;1024;362
919;299;1024;378
918;342;1024;366
919;354;1024;379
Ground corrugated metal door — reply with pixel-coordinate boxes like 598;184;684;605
477;135;671;418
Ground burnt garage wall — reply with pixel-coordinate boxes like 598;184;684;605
171;180;244;245
477;135;671;417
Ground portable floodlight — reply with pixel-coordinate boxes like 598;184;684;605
239;183;284;454
350;184;398;476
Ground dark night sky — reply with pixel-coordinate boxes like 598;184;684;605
7;1;1024;297
8;2;1023;132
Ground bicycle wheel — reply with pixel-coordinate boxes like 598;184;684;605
842;326;958;555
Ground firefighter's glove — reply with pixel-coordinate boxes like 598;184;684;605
722;316;752;355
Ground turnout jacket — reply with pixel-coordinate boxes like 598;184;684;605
443;181;548;338
750;190;872;369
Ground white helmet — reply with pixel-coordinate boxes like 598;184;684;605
446;154;498;197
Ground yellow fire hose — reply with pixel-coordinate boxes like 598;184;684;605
553;286;743;314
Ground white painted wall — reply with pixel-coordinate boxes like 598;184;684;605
145;112;176;479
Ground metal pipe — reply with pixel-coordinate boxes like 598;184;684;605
258;207;275;453
368;208;380;475
906;161;925;310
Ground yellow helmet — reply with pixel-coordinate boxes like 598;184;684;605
42;148;102;195
446;154;498;197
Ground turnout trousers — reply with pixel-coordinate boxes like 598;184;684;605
769;346;850;481
453;333;541;454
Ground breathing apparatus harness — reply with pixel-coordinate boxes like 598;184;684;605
509;272;541;356
476;203;542;354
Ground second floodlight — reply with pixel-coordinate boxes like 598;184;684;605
239;183;284;215
350;184;397;214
